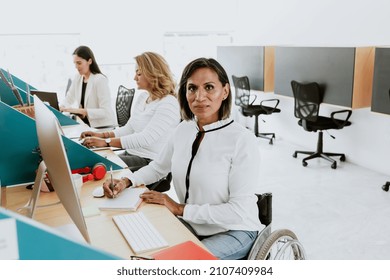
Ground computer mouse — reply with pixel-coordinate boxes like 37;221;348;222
92;187;105;198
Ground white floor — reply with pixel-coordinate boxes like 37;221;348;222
167;137;390;260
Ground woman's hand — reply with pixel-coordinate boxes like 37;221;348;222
82;136;106;148
102;178;127;198
80;131;100;138
140;190;185;216
61;108;87;118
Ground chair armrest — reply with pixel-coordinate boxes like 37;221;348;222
259;98;280;114
249;94;258;105
330;109;352;128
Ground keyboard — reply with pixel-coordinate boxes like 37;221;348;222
113;212;169;254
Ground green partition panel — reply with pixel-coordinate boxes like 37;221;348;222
0;68;36;105
0;102;122;187
0;68;78;126
0;207;121;259
0;102;40;187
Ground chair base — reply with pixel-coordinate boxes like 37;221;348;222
382;182;390;192
254;116;275;145
292;131;346;169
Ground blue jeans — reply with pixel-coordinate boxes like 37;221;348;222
201;230;258;260
178;218;257;260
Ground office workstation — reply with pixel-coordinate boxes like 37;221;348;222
1;94;209;260
2;3;390;277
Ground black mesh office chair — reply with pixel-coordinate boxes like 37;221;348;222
232;75;280;144
291;80;352;169
93;85;135;130
116;85;135;127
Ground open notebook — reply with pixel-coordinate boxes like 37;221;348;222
98;187;146;211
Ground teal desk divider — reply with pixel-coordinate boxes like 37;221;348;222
0;207;121;259
47;105;79;126
0;102;122;187
0;102;40;187
0;68;78;126
0;68;37;106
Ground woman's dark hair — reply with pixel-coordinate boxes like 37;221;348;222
73;46;102;75
178;58;232;121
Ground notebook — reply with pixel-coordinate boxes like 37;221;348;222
151;241;218;260
98;187;146;211
31;90;60;110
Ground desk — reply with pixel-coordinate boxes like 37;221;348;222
5;157;206;259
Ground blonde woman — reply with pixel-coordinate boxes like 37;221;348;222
81;52;180;170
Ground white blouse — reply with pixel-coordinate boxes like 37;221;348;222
127;118;263;236
114;91;180;160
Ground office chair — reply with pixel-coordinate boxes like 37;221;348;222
93;85;135;130
116;85;135;127
291;80;352;169
232;75;281;144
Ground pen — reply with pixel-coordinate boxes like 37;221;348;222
110;165;116;198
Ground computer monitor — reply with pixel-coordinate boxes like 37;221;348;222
31;90;60;110
33;95;90;243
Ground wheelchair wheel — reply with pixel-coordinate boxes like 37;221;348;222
256;229;306;260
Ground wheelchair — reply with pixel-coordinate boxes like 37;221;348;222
246;193;306;260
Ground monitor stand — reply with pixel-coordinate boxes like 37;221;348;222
17;161;47;218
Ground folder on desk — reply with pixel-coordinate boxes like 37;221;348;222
151;241;218;260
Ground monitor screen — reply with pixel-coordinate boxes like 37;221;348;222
31;90;59;110
33;95;90;243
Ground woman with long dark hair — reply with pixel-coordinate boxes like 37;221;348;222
60;45;115;128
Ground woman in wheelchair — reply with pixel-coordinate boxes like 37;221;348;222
103;58;262;260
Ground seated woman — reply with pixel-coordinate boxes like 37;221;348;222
80;52;180;172
103;58;262;260
60;45;116;128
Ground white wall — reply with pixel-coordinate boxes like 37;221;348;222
2;0;390;174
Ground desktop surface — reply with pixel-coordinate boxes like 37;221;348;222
5;168;207;259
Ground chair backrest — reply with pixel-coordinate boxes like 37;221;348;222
232;75;251;107
291;80;321;122
256;193;272;226
116;85;135;127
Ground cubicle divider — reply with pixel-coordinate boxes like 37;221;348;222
273;46;374;109
0;207;120;259
0;68;78;126
0;102;122;187
372;47;390;115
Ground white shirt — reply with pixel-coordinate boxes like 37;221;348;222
61;73;116;128
114;91;180;160
127;118;263;236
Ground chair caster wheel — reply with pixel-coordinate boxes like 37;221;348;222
269;139;273;145
331;162;337;169
302;161;307;167
293;153;297;158
340;155;346;162
382;182;390;192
